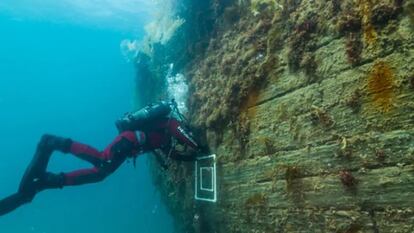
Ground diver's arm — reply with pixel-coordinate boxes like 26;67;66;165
65;133;140;186
166;119;199;149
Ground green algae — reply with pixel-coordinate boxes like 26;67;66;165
244;193;267;207
249;0;283;16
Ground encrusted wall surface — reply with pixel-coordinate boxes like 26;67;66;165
148;0;414;232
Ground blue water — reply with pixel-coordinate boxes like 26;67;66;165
0;9;174;233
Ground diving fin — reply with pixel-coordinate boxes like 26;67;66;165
19;135;70;193
19;148;52;194
0;193;31;216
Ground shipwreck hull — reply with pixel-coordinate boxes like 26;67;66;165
143;0;414;232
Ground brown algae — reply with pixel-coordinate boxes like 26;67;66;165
367;61;396;112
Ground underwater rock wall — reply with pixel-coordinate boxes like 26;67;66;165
146;0;414;232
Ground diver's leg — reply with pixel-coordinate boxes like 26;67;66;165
19;134;72;194
35;172;65;191
64;167;108;186
64;133;138;186
69;131;145;167
69;142;105;166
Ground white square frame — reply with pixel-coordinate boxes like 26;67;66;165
200;167;214;191
195;154;217;203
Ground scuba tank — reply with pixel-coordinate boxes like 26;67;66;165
116;101;172;133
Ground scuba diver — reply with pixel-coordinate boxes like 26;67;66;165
0;100;204;216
